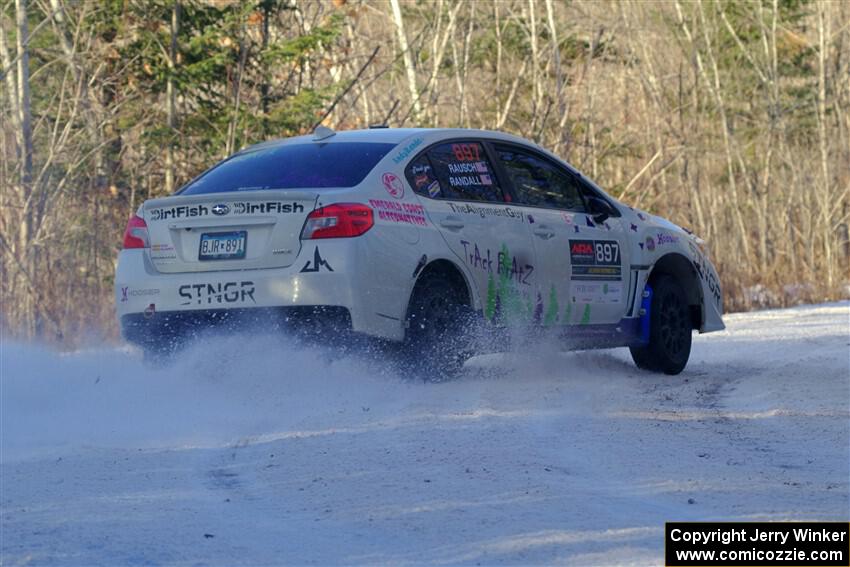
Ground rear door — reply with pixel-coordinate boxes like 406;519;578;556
491;143;630;325
406;139;538;324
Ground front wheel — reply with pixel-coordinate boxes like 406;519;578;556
629;275;692;375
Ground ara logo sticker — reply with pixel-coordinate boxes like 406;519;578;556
300;248;334;273
569;239;622;281
382;172;404;199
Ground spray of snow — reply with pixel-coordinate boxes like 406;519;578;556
1;327;631;463
1;302;847;565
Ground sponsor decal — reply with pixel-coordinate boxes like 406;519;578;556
150;204;209;221
150;243;176;260
656;232;679;246
569;239;622;281
211;204;230;216
460;240;534;286
688;241;721;306
392;138;423;164
232;201;304;214
561;212;574;224
178;281;256;305
368;199;427;226
645;236;655;251
426;181;440;198
300;248;334;273
572;282;622;304
150;202;303;220
120;287;160;303
382;172;405;199
479;243;539;324
447;202;524;222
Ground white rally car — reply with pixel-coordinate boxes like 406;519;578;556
116;127;723;375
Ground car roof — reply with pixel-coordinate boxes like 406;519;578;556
242;127;535;152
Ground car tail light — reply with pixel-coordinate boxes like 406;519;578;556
301;203;374;239
123;214;149;249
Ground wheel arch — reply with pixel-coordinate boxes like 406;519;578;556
407;258;474;317
648;252;702;329
404;258;475;330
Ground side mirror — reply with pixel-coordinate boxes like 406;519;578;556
588;197;613;224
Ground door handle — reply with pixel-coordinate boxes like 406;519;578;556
533;225;556;240
439;217;465;230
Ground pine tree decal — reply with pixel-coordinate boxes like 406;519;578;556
544;284;559;326
533;292;543;323
580;304;591;325
485;271;497;321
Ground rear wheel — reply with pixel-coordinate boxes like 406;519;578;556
629;275;692;375
401;272;474;381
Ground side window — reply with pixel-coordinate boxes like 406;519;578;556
405;154;442;199
494;145;586;212
425;141;505;202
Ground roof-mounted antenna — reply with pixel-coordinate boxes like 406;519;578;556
312;125;336;141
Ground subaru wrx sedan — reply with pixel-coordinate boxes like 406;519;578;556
116;127;724;375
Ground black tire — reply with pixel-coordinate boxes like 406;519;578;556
629;274;692;375
401;272;474;381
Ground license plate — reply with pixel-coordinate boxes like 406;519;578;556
199;231;247;261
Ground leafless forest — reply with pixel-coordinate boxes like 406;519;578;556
1;0;848;345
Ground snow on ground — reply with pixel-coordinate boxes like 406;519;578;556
1;302;848;565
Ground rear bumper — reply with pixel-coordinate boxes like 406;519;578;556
121;305;352;351
115;239;410;343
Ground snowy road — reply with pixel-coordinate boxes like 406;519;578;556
2;303;848;565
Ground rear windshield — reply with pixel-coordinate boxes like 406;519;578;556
178;142;397;195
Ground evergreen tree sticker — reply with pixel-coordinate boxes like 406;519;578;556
544;284;559;326
580;304;591;325
485;271;497;321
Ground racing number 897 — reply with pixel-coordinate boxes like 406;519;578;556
596;241;620;264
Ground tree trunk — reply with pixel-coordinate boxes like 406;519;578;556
389;0;421;123
15;0;35;336
165;1;180;194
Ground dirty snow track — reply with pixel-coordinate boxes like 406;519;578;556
2;303;848;565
